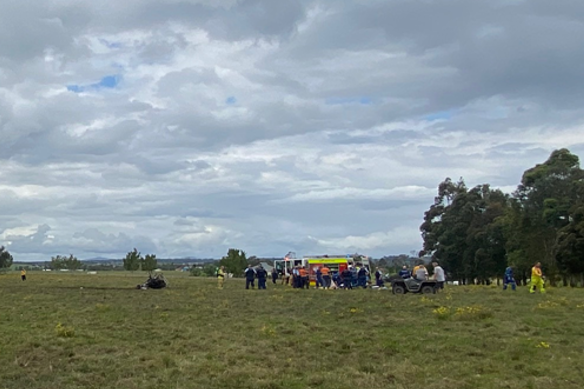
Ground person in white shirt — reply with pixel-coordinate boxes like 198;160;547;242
432;261;446;291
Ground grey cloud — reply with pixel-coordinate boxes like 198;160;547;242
2;0;584;261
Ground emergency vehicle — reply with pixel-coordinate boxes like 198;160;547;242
274;253;371;286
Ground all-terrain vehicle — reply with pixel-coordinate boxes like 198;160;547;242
391;278;437;294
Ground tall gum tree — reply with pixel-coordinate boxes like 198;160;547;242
508;149;584;284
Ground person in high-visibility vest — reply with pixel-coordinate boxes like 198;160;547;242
530;262;545;294
321;265;331;289
21;269;27;281
217;266;225;289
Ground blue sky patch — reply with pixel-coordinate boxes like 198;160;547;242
226;96;237;105
66;85;84;93
95;75;120;89
424;110;456;121
66;75;121;93
99;38;122;49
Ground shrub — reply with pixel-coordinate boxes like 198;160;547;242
55;323;75;338
433;306;451;320
453;306;493;321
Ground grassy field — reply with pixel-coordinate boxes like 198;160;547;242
1;272;584;389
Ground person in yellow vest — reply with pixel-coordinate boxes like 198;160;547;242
217;266;225;289
412;264;421;278
530;262;545;294
21;269;27;281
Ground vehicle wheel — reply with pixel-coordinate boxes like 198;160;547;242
421;285;435;294
393;285;406;294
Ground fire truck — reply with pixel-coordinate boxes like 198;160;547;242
274;253;371;286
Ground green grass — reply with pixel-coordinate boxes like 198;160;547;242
1;273;584;389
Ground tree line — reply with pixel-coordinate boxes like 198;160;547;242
420;148;584;286
122;248;158;272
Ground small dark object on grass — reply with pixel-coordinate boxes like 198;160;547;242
137;273;167;290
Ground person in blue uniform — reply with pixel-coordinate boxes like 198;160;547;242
503;266;516;291
256;265;267;290
244;265;256;289
357;264;368;288
341;267;353;289
399;265;411;279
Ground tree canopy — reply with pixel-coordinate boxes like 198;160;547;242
420;149;584;286
123;248;142;272
0;246;13;269
219;248;247;276
142;254;158;272
51;255;83;270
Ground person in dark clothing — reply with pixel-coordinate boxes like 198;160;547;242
375;267;385;287
256;266;267;289
271;268;279;285
357;265;368;289
292;266;300;288
244;265;256;289
332;271;341;288
300;266;310;289
350;266;358;288
398;265;411;279
341;267;353;289
315;267;324;289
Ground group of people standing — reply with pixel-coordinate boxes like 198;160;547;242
234;263;380;290
398;261;446;290
503;261;546;293
217;260;548;293
283;263;374;290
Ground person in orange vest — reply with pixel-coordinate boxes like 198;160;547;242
530;262;545;294
321;265;331;289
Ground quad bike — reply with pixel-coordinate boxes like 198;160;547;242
391;278;437;294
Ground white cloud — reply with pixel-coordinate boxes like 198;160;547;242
1;0;584;261
311;228;422;253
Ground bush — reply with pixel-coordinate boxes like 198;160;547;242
453;306;493;321
55;323;75;338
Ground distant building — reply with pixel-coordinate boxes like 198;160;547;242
259;262;274;273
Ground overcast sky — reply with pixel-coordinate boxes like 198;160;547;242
1;0;584;261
